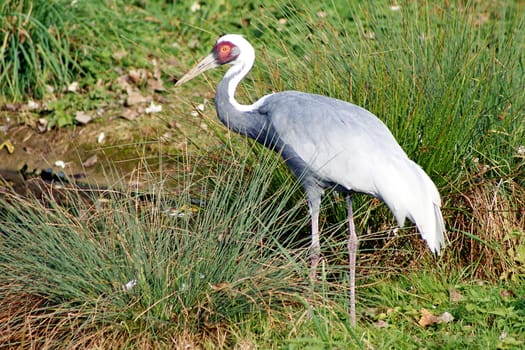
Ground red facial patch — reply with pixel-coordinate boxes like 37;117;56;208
213;41;239;64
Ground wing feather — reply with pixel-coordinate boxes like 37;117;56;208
261;92;405;195
258;91;445;253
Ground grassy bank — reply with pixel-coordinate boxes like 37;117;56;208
1;0;524;348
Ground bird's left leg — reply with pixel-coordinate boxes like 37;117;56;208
346;194;358;326
307;193;322;281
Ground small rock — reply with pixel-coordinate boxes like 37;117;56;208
373;320;388;328
116;74;133;92
97;132;105;144
125;90;149;106
38;118;48;132
95;108;105;117
82;154;98;168
147;78;165;92
128;69;148;85
27;100;40;110
419;308;454;327
436;311;454;324
54;160;66;169
75;111;92;124
145;101;162;114
449;288;464;303
120;108;139;120
67;81;80;93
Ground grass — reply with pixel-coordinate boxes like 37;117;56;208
3;149;521;348
0;148;311;347
0;0;524;348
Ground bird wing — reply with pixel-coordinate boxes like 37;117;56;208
258;91;445;253
260;91;407;195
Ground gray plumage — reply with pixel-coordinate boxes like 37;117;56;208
175;34;446;326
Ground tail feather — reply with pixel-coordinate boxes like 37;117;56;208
433;202;446;253
411;165;445;255
416;202;445;255
376;159;445;254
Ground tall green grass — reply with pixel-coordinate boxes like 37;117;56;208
245;1;524;182
0;147;319;347
0;0;168;100
0;0;78;100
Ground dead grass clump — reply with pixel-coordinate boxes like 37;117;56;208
449;175;524;280
0;289;231;349
0;291;47;347
0;291;101;349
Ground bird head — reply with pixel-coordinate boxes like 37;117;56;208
175;34;254;86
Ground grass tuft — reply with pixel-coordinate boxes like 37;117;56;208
0;0;78;100
0;147;315;348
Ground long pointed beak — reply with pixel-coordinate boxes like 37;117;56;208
175;53;218;87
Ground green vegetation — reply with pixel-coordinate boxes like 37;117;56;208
1;0;524;348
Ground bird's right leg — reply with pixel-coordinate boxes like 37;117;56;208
307;193;322;281
310;209;320;280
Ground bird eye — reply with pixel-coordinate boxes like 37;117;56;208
213;42;237;64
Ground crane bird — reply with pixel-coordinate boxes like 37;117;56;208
175;34;445;325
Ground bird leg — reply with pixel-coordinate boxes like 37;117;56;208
309;210;321;280
346;194;358;326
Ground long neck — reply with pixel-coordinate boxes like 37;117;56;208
215;61;286;152
215;61;261;138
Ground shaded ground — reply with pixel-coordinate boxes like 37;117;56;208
0;120;148;188
0;90;217;193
